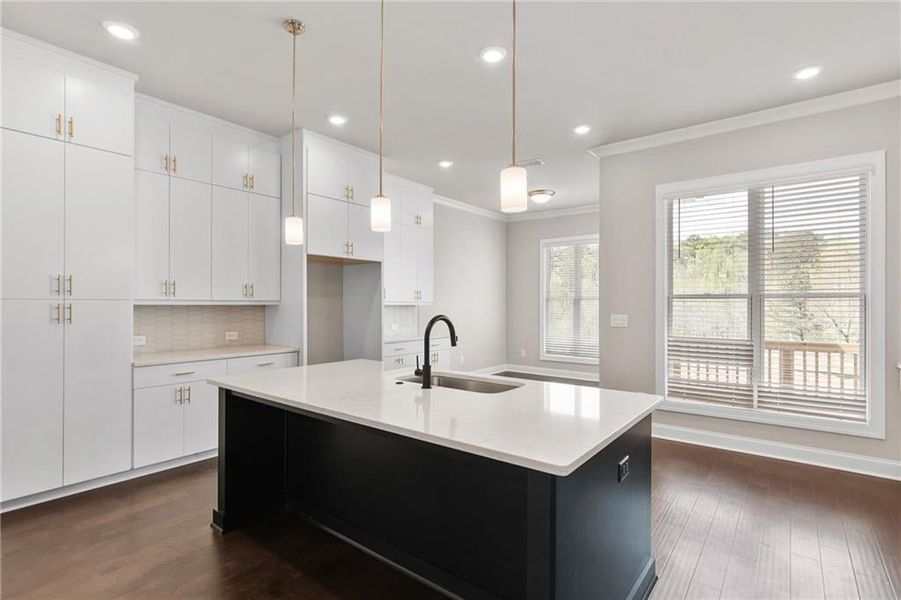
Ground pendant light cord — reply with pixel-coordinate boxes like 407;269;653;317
290;23;298;217
511;0;516;167
378;0;385;196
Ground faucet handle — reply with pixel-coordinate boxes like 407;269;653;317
414;355;422;377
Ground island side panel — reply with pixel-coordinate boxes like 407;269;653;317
553;414;656;600
212;389;287;533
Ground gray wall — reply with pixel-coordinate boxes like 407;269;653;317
598;98;900;461
505;213;600;374
306;261;344;365
420;203;508;371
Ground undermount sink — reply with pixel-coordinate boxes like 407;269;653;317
399;374;522;394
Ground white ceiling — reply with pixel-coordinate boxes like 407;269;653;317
3;2;898;213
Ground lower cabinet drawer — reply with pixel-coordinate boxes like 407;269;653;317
226;352;297;375
384;354;416;370
134;359;227;389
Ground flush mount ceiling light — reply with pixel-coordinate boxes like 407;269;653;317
438;160;454;168
369;0;391;233
793;65;822;81
572;124;591;135
528;189;555;204
499;1;527;214
327;114;348;126
283;18;305;246
479;46;507;64
102;21;139;41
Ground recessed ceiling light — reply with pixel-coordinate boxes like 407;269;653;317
528;189;555;204
327;114;348;126
572;124;591;135
438;160;454;169
102;21;139;41
793;65;822;81
479;46;507;64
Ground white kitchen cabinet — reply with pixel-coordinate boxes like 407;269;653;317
307;194;350;258
65;144;133;300
183;382;219;455
1;130;65;299
414;225;434;303
383;222;433;304
226;352;298;374
213;137;280;198
170;178;212;300
248;146;281;198
64;300;133;485
64;74;133;156
0;54;65;140
304;132;377;204
386;175;433;228
133;385;184;468
134;170;171;299
211;186;249;300
248;195;281;301
1;300;65;501
349;202;384;262
170;124;212;183
135;113;170;175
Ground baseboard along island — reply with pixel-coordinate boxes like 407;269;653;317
207;359;662;600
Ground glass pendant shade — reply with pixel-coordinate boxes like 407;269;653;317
370;195;392;232
284;215;304;245
500;165;528;213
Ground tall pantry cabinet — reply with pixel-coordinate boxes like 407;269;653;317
1;31;136;501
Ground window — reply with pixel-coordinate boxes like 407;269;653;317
540;236;599;364
656;153;885;438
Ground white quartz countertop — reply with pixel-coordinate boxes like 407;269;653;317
134;344;299;367
207;359;662;476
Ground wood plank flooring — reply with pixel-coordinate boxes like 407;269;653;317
2;439;898;599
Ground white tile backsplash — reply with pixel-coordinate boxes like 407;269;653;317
383;305;419;342
134;305;265;355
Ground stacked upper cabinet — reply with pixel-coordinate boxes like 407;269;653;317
304;132;383;262
383;175;434;304
1;31;136;500
134;97;281;303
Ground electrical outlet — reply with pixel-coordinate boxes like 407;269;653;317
618;455;631;482
520;349;526;358
390;323;398;332
132;335;146;346
610;314;629;328
459;354;465;365
225;331;239;341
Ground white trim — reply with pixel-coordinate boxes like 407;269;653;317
506;204;600;222
1;27;139;81
653;423;901;481
1;450;217;513
471;363;600;383
433;194;507;221
590;80;900;159
655;151;886;439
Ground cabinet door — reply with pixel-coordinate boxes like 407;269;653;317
170;124;212;184
212;137;248;191
382;225;405;302
170;178;212;300
396;224;419;302
183;382;218;455
211;187;248;300
248;146;280;198
307;194;348;259
413;226;434;303
349;202;383;262
347;150;378;208
2;131;65;299
134;113;169;174
65;144;133;300
1;300;64;501
64;75;133;156
134;170;170;300
64;300;132;485
391;179;418;226
248;195;281;301
305;136;347;201
417;189;434;229
133;385;184;468
1;54;65;140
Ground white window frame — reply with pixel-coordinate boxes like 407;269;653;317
655;151;885;439
540;234;600;365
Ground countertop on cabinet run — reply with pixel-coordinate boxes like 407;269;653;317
134;345;299;368
208;359;662;476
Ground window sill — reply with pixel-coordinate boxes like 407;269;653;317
539;353;599;366
658;398;885;440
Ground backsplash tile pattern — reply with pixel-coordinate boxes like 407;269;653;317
134;306;265;355
383;305;419;342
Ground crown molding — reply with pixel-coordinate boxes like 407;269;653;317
433;195;508;221
588;80;901;159
506;203;599;222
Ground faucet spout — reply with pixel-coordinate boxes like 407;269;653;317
418;315;458;389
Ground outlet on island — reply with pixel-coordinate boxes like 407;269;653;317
225;331;239;341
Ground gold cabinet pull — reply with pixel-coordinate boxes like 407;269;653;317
256;361;275;367
54;274;62;296
243;173;248;188
171;280;176;297
67;116;74;139
249;283;254;297
184;385;192;403
54;303;62;324
163;154;170;173
248;174;255;190
65;274;73;296
175;386;183;404
65;303;73;324
172;156;177;174
55;114;63;136
173;370;196;377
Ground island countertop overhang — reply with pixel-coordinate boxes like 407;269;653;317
207;359;662;476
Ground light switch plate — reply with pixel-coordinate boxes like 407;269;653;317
132;335;146;346
610;314;629;328
225;331;239;341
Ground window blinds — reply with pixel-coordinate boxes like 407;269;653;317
666;172;869;423
543;239;599;361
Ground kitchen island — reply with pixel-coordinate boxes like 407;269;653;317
208;359;662;600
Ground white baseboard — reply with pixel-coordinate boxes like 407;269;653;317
472;363;599;382
653;423;901;481
1;450;217;513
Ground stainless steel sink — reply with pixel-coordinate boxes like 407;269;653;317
398;374;522;394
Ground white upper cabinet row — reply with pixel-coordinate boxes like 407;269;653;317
1;52;133;156
135;113;281;198
383;176;434;304
306;132;378;204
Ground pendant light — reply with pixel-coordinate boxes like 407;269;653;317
370;0;392;232
283;18;305;245
500;0;527;213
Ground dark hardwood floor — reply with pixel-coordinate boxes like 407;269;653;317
2;440;898;599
